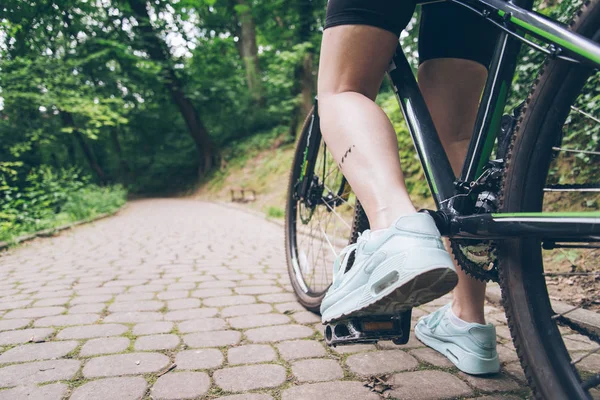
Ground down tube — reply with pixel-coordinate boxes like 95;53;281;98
388;49;456;209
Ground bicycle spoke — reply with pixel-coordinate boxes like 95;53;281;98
321;199;352;230
571;346;600;366
570;106;600;125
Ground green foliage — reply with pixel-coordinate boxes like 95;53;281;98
378;93;430;200
0;166;126;242
266;206;285;218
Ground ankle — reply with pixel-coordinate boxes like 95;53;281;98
369;206;417;230
451;302;486;325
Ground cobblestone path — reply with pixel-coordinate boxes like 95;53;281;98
0;199;532;399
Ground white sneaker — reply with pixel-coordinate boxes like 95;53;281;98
320;213;458;323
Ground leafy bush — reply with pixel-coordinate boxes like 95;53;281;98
0;165;126;242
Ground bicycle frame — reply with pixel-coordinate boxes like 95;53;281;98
387;0;600;241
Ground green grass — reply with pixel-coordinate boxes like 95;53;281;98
0;184;127;243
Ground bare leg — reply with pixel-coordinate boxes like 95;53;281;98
418;59;488;324
318;26;416;231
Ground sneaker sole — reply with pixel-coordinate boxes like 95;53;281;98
414;323;500;375
323;266;458;323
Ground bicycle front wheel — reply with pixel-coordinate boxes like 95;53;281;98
498;1;600;398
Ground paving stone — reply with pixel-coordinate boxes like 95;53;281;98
228;344;276;365
70;294;113;305
104;311;163;323
215;395;273;400
192;288;233;298
378;334;424;350
214;364;286;392
83;352;170;378
258;293;297;303
134;334;180;350
459;372;521;392
292;359;343;382
68;303;106;314
203;295;256;307
235;286;282;295
198;280;236;289
331;343;376;354
0;383;68;400
168;282;196;290
578;354;600;372
346;350;418;376
410;347;455;368
151;371;210;400
164;308;218;321
127;285;164;293
502;363;527;383
176;349;224;370
387;370;473;399
0;359;80;387
108;300;163;312
80;337;130;356
246;325;313;343
0;341;78;363
292;311;321;324
496;344;519;364
275;302;305;313
3;307;65;319
0;319;31;332
34;313;99;327
221;304;273;318
70;377;148;400
168;298;200;310
0;328;54;345
184;330;241;348
157;291;189;300
228;313;290;329
238;279;275;286
0;301;32;311
79;287;124;295
132;321;174;335
178;318;227;333
34;297;70;307
114;293;155;302
56;324;127;339
282;381;381;400
277;340;326;360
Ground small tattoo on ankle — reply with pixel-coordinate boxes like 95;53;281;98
338;145;355;169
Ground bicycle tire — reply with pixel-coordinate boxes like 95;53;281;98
285;108;359;312
497;1;600;399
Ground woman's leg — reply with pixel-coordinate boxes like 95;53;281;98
318;25;416;231
418;58;488;324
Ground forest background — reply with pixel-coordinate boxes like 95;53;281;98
1;0;596;242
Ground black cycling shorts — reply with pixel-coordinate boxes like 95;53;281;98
324;0;499;68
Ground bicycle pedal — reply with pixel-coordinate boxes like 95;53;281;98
324;310;412;347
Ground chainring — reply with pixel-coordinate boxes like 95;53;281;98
450;239;499;282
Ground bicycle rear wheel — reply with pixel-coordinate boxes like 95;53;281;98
285;107;366;312
498;1;600;398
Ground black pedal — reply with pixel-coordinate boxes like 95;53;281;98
324;310;412;347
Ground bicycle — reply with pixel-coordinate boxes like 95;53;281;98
284;0;600;398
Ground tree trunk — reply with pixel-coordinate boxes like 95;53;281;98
61;112;107;183
127;0;213;174
300;52;314;117
110;128;131;181
234;0;263;105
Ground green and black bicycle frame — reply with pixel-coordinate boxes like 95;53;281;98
387;0;600;243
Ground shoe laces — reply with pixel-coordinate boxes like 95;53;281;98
331;230;371;287
425;303;452;330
